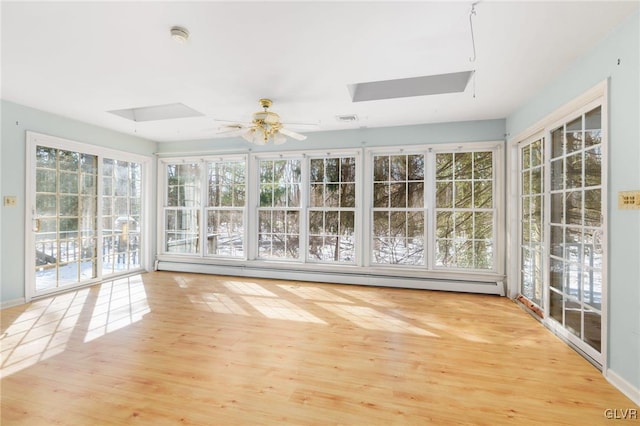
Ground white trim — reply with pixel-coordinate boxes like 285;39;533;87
155;254;504;283
24;133;37;303
1;298;26;310
512;132;546;304
601;79;609;373
605;368;640;406
157;261;505;296
508;80;608;145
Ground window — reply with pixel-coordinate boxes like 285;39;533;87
165;163;200;254
206;159;246;257
434;151;494;269
371;153;426;265
308;156;356;263
257;158;301;260
157;144;502;281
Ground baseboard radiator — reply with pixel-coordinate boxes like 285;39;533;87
156;260;506;296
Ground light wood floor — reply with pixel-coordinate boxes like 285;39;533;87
1;272;637;425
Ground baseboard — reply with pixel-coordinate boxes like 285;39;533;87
157;261;506;296
1;298;26;310
606;368;640;406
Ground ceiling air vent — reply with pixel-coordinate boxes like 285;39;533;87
336;114;359;122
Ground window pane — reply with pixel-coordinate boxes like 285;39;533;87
474;152;493;179
408;155;424;180
373;156;389;181
474;181;492;208
584;147;602;187
436;182;453;208
390;156;407;181
341;157;356;182
551;128;564;159
436;211;453;239
454;153;473;179
436;153;453;180
566;117;583;154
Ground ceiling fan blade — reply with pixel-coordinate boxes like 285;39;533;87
279;128;307;141
214;119;253;125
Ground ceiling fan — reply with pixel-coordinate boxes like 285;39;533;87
218;99;308;145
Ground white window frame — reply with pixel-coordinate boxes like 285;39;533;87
156;143;505;293
430;145;502;273
203;156;248;259
253;153;305;262
365;147;429;269
306;151;361;265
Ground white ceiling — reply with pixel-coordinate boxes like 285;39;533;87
2;1;638;143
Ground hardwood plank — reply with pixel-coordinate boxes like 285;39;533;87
1;271;637;425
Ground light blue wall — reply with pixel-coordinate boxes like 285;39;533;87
0;100;157;303
157;119;506;154
507;12;640;391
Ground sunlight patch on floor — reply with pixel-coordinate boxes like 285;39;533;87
84;276;150;342
1;289;90;378
223;281;278;297
190;292;250;316
277;285;353;303
317;303;437;337
242;296;327;324
334;288;398;307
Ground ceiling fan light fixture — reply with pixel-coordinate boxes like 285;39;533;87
273;132;287;145
240;128;255;143
228;99;308;145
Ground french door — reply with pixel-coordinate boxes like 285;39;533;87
517;99;605;365
518;136;545;311
26;132;147;299
32;145;99;293
547;103;605;363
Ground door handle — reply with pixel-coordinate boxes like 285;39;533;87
33;218;41;232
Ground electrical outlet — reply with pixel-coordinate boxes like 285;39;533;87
618;191;640;210
3;196;17;207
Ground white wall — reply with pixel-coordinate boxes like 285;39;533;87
0;100;158;305
507;12;640;400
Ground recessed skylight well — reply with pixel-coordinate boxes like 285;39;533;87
348;71;474;102
108;103;203;122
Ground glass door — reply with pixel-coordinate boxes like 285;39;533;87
548;105;604;363
34;145;98;293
